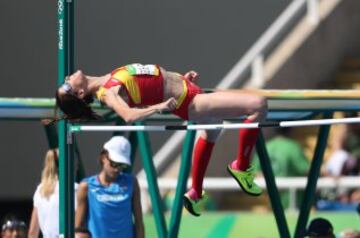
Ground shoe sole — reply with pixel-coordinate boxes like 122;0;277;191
183;196;200;217
227;166;262;197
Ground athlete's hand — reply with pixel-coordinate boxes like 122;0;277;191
156;97;177;113
184;70;198;83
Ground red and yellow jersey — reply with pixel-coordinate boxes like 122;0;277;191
96;64;164;107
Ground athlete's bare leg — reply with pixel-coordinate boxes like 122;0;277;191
188;90;267;122
185;90;267;207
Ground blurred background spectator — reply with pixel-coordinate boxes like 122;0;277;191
325;112;360;178
1;214;27;238
302;217;335;238
317;112;360;211
28;149;78;238
340;229;360;238
253;127;310;210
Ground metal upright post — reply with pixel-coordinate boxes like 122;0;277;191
168;128;196;238
66;128;75;237
294;112;333;238
129;131;139;168
256;132;291;238
58;0;74;237
74;138;86;182
135;121;168;238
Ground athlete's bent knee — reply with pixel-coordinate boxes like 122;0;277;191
250;96;267;120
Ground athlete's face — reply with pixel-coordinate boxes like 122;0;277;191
58;70;87;99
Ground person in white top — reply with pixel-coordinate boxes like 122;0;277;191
28;149;78;238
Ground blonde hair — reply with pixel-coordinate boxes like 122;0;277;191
40;149;59;198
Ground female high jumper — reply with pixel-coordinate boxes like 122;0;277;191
56;63;267;216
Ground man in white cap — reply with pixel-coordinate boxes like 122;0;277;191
75;136;144;238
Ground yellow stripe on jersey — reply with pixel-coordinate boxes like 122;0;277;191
96;87;107;101
113;70;141;104
95;69;142;104
176;79;188;109
112;69;142;104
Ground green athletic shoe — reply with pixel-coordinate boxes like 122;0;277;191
183;191;208;217
227;165;262;196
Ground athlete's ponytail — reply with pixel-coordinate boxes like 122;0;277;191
55;90;102;121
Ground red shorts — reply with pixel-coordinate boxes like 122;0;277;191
172;78;203;120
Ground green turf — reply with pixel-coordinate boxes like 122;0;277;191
144;211;360;238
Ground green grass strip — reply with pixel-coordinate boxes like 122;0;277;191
205;214;236;238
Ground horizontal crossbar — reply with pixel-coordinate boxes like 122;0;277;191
69;116;360;132
138;176;360;190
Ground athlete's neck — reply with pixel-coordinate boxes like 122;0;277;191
86;74;111;94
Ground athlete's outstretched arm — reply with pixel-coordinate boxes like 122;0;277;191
103;87;177;123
